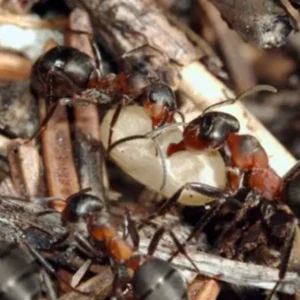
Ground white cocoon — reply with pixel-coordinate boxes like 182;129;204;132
101;106;227;206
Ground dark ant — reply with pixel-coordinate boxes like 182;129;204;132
0;195;94;300
30;45;178;145
59;190;195;299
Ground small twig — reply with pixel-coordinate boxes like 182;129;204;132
59;266;113;300
7;139;45;199
66;8;108;200
71;259;92;288
198;0;256;93
188;275;221;300
138;238;300;294
0;51;31;80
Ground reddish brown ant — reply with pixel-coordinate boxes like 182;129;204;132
30;45;178;145
107;85;277;195
58;189;198;299
163;84;282;200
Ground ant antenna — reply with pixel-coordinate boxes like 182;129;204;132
91;41;104;78
202;84;277;114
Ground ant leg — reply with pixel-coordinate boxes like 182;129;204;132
141;182;226;227
110;259;128;300
213;192;259;249
266;219;297;300
74;233;99;258
124;208;140;250
108;102;124;148
23;241;90;296
40;268;57;300
168;200;225;263
108;95;134;148
91;41;104;77
147;226;200;273
26;102;58;143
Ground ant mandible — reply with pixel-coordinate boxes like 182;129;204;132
30;45;178;145
58;190;195;300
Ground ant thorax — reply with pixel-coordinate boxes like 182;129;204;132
101;105;227;206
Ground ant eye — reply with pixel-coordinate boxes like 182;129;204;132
201;115;213;135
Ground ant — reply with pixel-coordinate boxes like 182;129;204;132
30;45;178;146
107;84;277;196
162;84;282;201
58;189;198;299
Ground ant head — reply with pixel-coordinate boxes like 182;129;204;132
62;193;103;222
185;112;240;150
143;83;176;128
199;111;239;140
180;84;277;151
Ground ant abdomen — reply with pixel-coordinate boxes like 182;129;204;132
31;46;97;99
132;257;188;300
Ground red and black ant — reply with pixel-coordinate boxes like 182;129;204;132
107;84;277;195
30;45;178;146
163;84;282;201
57;189;199;300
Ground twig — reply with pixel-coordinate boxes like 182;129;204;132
188;275;220;300
7;139;45;199
0;14;68;30
59;266;113;300
138;236;300;294
198;0;256;93
40;95;80;211
65;9;107;200
0;51;31;80
71;259;92;288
